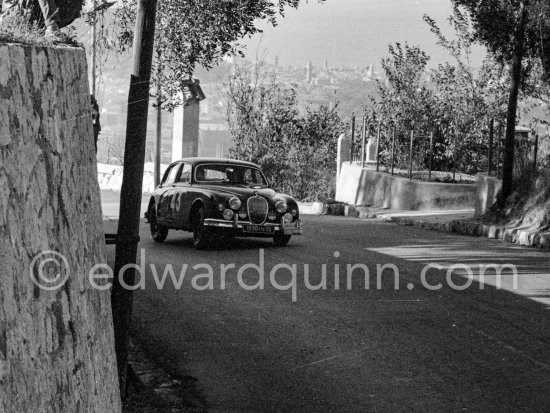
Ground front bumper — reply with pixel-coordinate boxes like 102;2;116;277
203;217;303;236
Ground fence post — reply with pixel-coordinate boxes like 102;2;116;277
429;129;434;182
452;127;457;182
337;133;350;180
497;124;502;179
409;125;414;180
375;119;382;172
488;118;494;176
349;114;355;164
534;132;539;176
361;115;367;168
391;126;396;176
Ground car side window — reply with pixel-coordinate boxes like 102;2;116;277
163;164;182;185
160;166;172;185
178;163;192;184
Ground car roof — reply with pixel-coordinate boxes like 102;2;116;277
172;157;260;168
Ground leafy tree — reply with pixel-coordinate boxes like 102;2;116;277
372;43;435;171
370;6;543;178
448;1;547;66
106;0;318;109
425;9;510;175
449;0;549;201
226;63;344;201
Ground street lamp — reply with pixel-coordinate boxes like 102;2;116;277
181;79;206;105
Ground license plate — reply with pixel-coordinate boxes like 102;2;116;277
242;224;275;234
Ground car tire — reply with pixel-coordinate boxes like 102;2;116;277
273;232;291;246
192;207;211;250
149;203;168;242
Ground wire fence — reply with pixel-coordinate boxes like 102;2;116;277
345;114;545;183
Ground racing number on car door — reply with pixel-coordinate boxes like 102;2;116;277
172;162;192;225
159;163;182;222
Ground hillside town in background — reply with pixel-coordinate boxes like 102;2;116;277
95;57;381;165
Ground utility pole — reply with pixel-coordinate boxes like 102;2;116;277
154;1;162;188
155;90;161;187
111;0;158;398
154;50;162;188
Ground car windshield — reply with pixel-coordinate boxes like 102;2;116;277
194;164;268;186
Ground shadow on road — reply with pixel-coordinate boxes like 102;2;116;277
104;216;550;412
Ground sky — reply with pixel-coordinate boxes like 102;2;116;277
242;0;486;69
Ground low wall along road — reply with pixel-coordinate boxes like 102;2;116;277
336;163;477;210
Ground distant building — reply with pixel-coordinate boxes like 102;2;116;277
306;60;313;83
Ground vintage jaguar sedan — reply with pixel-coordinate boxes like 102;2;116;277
144;158;303;249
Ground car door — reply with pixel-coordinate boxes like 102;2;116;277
171;162;193;228
156;163;182;224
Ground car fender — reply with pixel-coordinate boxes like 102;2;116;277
275;194;300;214
188;194;214;223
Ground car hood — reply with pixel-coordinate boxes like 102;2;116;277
195;184;278;200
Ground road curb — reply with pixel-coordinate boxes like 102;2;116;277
387;216;550;250
297;202;371;217
297;202;349;216
324;202;550;250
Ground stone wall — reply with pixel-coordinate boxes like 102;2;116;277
336;163;476;210
0;42;121;411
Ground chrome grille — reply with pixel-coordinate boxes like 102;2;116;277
247;196;268;224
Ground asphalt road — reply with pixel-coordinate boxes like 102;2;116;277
104;216;550;412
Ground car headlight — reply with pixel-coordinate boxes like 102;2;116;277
275;200;288;213
223;209;234;220
291;209;298;217
238;210;247;219
268;212;277;221
228;197;242;210
283;213;293;223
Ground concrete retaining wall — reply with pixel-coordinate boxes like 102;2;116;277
98;161;168;193
474;174;502;217
336;163;476;210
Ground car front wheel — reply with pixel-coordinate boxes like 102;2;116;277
273;232;291;246
193;207;211;250
149;204;168;242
